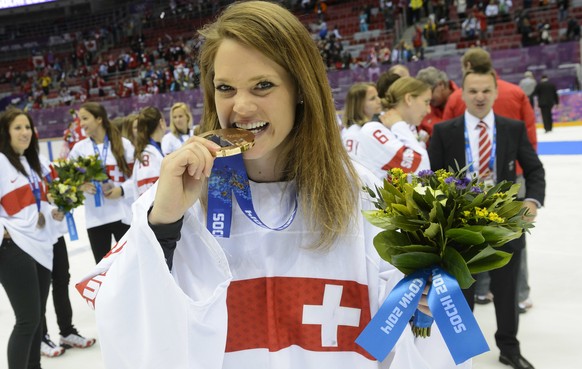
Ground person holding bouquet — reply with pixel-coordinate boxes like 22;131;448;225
0;109;63;369
132;106;166;197
68;102;135;263
343;76;432;179
75;2;463;369
428;66;545;369
38;156;96;357
161;102;193;155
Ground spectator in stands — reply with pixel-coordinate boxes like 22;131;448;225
415;66;459;136
456;0;468;21
412;24;425;60
538;22;552;44
557;0;569;22
485;0;500;23
533;75;559;133
437;18;450;44
341;82;382;129
499;0;512;21
359;10;369;32
519;71;537;107
461;12;479;40
424;15;438;46
566;16;580;41
519;17;536;47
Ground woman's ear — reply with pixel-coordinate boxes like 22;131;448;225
404;93;413;107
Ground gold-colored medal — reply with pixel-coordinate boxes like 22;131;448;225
200;128;255;157
37;212;46;229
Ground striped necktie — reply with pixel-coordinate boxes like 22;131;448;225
477;121;492;178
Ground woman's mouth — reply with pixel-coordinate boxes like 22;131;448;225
233;121;269;135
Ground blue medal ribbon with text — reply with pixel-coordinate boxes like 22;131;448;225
207;154;297;238
91;136;109;207
356;267;488;364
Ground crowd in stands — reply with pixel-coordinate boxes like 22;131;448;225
0;0;580;112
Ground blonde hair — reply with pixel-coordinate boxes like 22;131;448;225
382;77;430;110
197;1;359;249
342;82;376;128
169;102;193;136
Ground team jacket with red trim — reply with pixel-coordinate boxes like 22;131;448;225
68;137;135;228
342;121;430;179
132;143;163;198
161;132;190;156
0;153;55;270
76;162;467;369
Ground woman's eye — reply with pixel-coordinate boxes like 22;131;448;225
256;81;273;90
215;84;233;92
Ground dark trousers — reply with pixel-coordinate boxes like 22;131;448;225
42;236;75;337
540;105;554;132
0;239;51;369
464;247;522;356
87;220;130;263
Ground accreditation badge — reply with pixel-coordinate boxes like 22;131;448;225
200;128;255;157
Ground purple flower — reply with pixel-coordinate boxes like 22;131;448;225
470;186;483;194
444;177;455;184
76;167;87;174
418;170;434;178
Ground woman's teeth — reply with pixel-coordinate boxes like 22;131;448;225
234;121;268;133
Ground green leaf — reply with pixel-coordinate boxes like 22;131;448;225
391;252;441;274
445;228;486;245
496;201;525;219
423;222;441;240
442;247;475;289
362;210;396;230
467;250;513;274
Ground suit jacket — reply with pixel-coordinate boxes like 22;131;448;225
534;80;559;107
428;114;546;251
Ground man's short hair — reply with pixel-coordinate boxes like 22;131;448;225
462;65;498;88
416;66;449;89
461;48;493;71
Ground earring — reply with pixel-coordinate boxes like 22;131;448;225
298;99;304;105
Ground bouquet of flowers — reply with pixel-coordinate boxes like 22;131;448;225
47;155;108;240
355;167;534;364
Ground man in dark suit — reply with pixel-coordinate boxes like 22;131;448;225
533;75;559;133
429;67;545;369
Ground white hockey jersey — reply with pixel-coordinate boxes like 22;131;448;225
0;154;54;270
161;132;190;156
132;143;163;197
68;137;135;228
76;162;468;369
342;121;430;179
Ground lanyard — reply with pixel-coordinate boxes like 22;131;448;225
91;135;109;206
207;154;298;238
177;132;189;144
27;171;42;213
464;120;496;176
149;139;164;157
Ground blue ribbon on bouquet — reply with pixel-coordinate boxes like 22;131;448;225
207;154;297;238
65;212;78;241
356;267;489;365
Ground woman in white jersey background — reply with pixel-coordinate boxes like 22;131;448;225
132;106;166;197
341;82;382;153
344;76;432;178
0;109;62;369
68;102;135;263
161;102;193;155
76;3;467;369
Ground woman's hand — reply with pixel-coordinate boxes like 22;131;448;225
51;208;65;221
148;136;221;225
79;182;97;195
104;186;123;200
417;285;432;317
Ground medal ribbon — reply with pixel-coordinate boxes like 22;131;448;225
91;135;109;207
207;154;297;238
356;267;488;364
149;139;164;157
27;171;42;213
